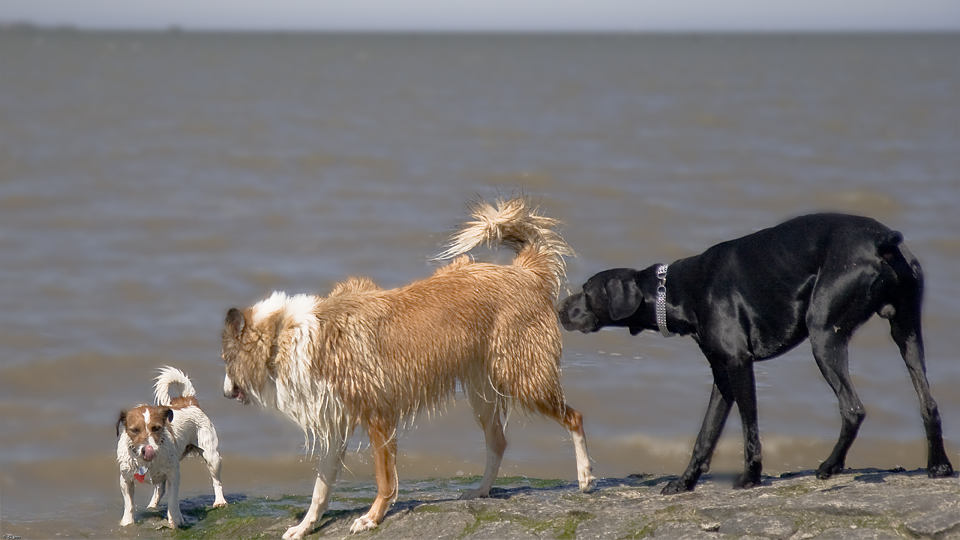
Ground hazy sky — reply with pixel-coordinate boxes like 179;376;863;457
3;0;959;32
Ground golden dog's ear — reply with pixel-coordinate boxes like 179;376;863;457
225;308;245;340
606;278;641;321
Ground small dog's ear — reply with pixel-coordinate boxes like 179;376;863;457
117;410;128;437
225;308;245;340
606;278;641;321
162;407;173;423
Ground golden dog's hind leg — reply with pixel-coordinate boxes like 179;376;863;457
350;423;399;534
559;405;596;492
282;445;345;540
460;394;507;500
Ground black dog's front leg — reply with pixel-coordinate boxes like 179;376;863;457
662;382;732;494
729;364;763;489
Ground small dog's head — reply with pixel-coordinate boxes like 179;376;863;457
559;268;646;335
117;405;173;462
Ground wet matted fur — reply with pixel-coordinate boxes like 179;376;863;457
221;197;595;539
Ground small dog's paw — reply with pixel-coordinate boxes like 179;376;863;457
213;499;228;508
167;513;185;529
350;515;379;534
120;515;135;527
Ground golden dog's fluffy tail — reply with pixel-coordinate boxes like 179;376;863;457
435;196;575;300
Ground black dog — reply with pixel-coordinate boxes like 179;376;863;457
559;213;953;494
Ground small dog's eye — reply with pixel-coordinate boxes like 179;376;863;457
151;425;162;432
130;427;141;434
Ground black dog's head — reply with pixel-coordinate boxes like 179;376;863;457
559;268;647;335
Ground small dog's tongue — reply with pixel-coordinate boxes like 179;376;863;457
144;445;156;461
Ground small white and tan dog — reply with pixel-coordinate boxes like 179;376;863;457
116;366;227;528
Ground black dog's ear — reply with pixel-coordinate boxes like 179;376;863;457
606;278;641;321
117;410;127;437
225;308;245;339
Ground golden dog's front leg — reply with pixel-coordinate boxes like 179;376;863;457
283;447;344;540
350;425;398;534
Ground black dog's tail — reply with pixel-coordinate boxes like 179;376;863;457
877;230;923;294
875;230;923;332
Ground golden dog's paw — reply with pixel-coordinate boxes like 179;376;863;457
282;523;310;540
350;515;379;534
579;471;597;493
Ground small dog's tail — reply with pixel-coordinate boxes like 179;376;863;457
435;196;575;299
154;366;197;406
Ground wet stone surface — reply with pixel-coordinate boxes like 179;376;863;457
124;468;958;539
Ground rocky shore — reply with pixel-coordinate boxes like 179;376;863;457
119;468;958;539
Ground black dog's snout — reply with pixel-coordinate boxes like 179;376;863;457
559;293;595;332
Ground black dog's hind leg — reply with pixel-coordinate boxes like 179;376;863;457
809;329;864;479
886;280;954;477
662;365;736;494
891;319;953;477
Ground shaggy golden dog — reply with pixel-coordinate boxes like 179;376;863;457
221;197;595;538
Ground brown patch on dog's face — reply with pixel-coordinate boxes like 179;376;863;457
118;405;172;461
221;307;270;405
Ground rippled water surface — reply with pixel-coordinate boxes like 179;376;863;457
1;30;957;537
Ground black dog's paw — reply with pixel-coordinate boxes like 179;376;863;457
733;462;763;489
733;472;762;489
928;461;954;478
660;479;694;495
816;461;844;480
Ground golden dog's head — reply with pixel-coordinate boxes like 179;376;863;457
221;306;272;406
221;292;324;409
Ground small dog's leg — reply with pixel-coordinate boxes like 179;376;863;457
147;482;164;508
165;472;184;528
198;426;229;507
120;476;136;526
205;450;228;507
461;396;506;500
350;424;398;534
663;382;732;495
561;405;596;493
283;445;345;540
